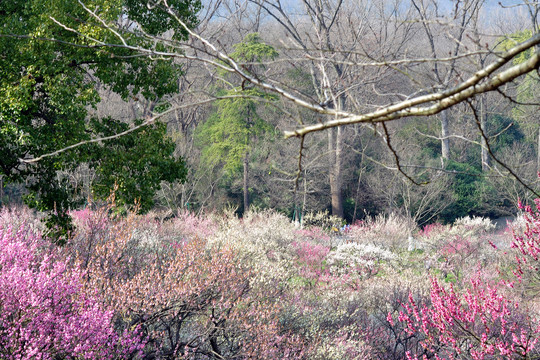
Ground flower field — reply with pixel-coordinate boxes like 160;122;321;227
1;204;540;359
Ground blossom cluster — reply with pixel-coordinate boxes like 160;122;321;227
3;199;540;359
0;220;144;359
326;242;396;279
395;277;539;359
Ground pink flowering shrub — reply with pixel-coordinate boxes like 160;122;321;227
170;210;218;239
0;224;144;359
433;235;485;282
140;209;219;245
420;222;501;284
71;207;109;233
512;199;540;277
292;241;330;282
7;199;540;360
67;208;308;359
418;222;447;239
439;235;474;257
393;276;540;359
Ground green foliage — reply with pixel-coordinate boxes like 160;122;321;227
197;89;275;175
497;30;534;66
439;161;483;222
124;0;200;40
498;30;540;144
87;118;187;212
230;33;279;63
0;0;197;238
511;73;540;141
486;114;524;153
196;34;279;207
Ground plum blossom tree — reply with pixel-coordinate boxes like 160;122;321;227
0;223;145;359
67;206;308;359
392;276;540;359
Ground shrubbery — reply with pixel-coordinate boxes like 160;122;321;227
0;216;144;359
2;202;540;359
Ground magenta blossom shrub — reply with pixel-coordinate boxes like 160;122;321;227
419;222;447;239
0;224;144;359
512;199;540;278
393;276;539;359
292;241;330;281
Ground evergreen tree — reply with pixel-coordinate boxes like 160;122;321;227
197;34;278;213
0;0;198;239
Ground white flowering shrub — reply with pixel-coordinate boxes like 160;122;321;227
452;216;496;235
0;205;44;234
419;216;496;252
326;242;396;279
207;209;298;286
312;335;371;360
347;213;414;250
507;213;527;234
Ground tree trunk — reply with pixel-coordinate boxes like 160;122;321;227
243;151;249;213
352;161;365;223
480;95;491;171
329;126;344;218
441;109;450;160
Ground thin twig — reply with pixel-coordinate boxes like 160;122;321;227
381;122;424;186
467;99;540;197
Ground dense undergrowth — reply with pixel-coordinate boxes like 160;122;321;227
1;203;540;359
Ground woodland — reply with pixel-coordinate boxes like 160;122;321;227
1;0;540;359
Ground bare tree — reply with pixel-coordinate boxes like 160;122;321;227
15;0;540;204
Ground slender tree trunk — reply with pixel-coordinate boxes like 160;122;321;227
334;126;344;218
243;151;249;213
480;95;491;171
328;126;344;218
301;169;308;228
353;160;365;223
441;109;450;160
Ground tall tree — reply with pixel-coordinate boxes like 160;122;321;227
10;0;540;211
196;33;278;213
0;0;198;237
410;0;485;163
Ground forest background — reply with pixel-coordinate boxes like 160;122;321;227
0;0;539;231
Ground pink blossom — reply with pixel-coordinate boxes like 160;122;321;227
0;225;144;359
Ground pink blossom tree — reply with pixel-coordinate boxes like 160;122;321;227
393;277;539;359
68;207;308;359
0;224;144;359
512;199;540;282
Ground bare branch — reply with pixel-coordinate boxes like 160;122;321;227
19;95;260;164
285;33;540;137
381;122;424;186
467;99;540;197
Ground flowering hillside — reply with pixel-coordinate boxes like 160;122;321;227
1;205;540;359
